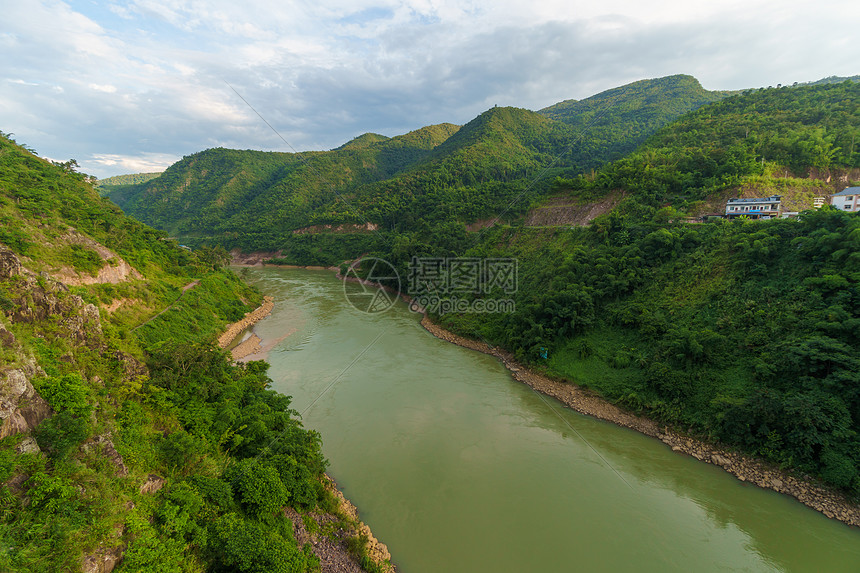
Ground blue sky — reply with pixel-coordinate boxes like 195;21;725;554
1;0;858;179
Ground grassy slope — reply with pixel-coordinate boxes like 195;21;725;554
0;133;363;572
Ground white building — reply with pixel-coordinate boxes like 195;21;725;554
830;187;860;212
725;195;781;219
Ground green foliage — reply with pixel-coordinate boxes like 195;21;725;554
34;411;90;461
63;244;104;275
436;209;860;492
96;172;162;189
32;373;91;418
539;74;734;168
564;81;860;208
207;513;314;573
0;133;329;572
227;459;290;522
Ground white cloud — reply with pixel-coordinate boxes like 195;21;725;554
0;0;858;179
89;152;179;174
89;83;117;93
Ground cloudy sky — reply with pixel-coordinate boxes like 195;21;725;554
1;0;858;178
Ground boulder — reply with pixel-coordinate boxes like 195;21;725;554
15;435;41;455
0;369;53;439
0;248;21;279
139;474;165;495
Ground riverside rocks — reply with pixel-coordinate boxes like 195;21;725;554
420;316;860;528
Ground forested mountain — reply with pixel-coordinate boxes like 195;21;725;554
538;74;734;167
107;75;731;251
0;133;376;572
110;123;463;242
96;172;162;191
557;80;860;209
364;81;860;496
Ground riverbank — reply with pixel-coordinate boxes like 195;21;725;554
217;296;274;359
283;475;395;573
217;288;397;571
420;315;860;528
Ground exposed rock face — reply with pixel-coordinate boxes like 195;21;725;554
0;367;53;439
81;435;129;477
52;231;142;286
139;474;165;495
0;247;21;278
7;274;103;347
0;326;15;348
217;296;274;350
15;435;41;454
81;546;124;573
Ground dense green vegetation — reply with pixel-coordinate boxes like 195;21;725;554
92;77;860;501
108;75;730;251
339;81;860;495
538;74;734;168
431;210;860;493
96;173;162;197
556;81;860;209
0;133;382;572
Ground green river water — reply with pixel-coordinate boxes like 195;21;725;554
241;267;860;572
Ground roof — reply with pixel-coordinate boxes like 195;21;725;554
726;195;781;204
832;187;860;197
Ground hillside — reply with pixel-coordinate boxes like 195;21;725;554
430;208;860;498
538;74;735;168
96;172;162;193
96;74;860;506
0;133;385;572
555;80;860;212
108;75;731;253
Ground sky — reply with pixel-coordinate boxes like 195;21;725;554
1;0;858;179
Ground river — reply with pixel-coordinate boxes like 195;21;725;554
239;267;860;572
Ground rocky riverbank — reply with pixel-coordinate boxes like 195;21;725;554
420;315;860;528
283;475;396;573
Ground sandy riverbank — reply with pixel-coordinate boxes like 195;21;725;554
217;296;274;359
420;315;860;527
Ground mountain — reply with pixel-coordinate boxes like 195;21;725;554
96;172;162;189
538;74;735;167
0;132;365;572
556;80;860;211
107;75;733;252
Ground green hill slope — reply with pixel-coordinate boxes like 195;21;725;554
538;74;735;168
432;207;860;496
0;132;373;572
358;81;860;496
110;123;462;242
109;75;732;253
559;81;860;210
